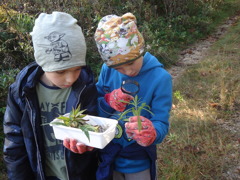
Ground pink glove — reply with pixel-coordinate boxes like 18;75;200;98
105;88;133;112
125;116;157;147
63;138;94;154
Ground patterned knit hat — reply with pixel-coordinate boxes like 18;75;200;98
94;13;145;67
30;11;86;72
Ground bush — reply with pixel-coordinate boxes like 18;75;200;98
1;0;232;71
0;69;20;118
0;0;238;114
0;5;35;69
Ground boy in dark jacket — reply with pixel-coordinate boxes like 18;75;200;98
94;13;172;180
3;12;98;180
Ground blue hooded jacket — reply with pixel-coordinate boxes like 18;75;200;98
3;62;99;180
96;52;172;179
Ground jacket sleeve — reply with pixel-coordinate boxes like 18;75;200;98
3;85;35;180
151;70;172;144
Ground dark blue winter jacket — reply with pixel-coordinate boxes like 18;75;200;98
3;62;98;180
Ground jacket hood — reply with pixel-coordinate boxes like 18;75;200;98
140;52;164;74
13;62;43;98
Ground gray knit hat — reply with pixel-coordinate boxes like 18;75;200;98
30;11;86;72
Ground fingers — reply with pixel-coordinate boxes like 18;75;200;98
76;143;94;153
120;91;134;102
125;127;157;147
122;94;134;101
87;146;94;151
76;143;86;154
63;138;70;149
63;138;94;154
125;127;147;137
125;120;151;131
105;88;134;112
109;99;128;112
126;128;155;146
125;116;157;146
115;88;133;103
129;116;146;123
69;138;79;153
115;101;128;112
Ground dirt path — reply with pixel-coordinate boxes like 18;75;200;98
167;15;240;180
168;15;239;82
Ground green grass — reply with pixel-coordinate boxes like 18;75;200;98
157;16;240;179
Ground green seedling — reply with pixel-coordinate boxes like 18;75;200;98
47;105;105;141
118;95;153;131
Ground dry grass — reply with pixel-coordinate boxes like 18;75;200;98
157;18;240;179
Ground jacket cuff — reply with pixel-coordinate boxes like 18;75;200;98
98;97;115;117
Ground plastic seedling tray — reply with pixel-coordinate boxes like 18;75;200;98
50;114;118;149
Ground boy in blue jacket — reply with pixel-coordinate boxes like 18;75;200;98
3;12;98;180
94;13;172;180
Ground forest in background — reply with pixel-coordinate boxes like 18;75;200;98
1;0;240;117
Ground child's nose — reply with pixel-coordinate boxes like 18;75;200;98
66;73;77;84
124;69;133;76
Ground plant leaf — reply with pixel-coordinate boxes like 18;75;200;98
76;112;87;118
118;108;132;120
50;122;67;126
57;116;71;121
79;126;91;141
41;123;50;126
137;116;142;131
118;95;154;131
142;107;154;115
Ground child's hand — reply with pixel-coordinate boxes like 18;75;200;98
63;138;94;154
125;116;157;147
104;88;133;112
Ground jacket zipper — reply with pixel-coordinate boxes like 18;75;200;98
74;84;86;109
64;148;70;180
65;84;86;180
26;97;45;180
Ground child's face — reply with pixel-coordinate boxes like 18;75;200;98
113;56;143;77
44;66;82;88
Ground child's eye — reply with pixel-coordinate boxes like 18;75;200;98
127;62;134;66
76;68;82;71
56;71;65;74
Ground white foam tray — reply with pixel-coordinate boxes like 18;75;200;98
50;114;118;149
